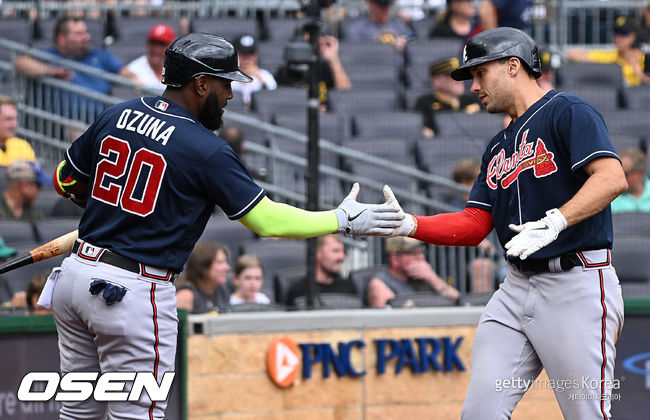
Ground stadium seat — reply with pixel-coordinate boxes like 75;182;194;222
611;235;650;282
256;41;287;75
0;220;37;245
274;265;307;305
342;137;415;167
433;112;504;138
273;111;346;145
113;17;182;43
560;85;621;111
556;62;623;88
405;62;432;88
621;85;650;110
601;110;650;138
609;134;644;153
35;189;65;218
190;17;258;43
338;41;397;67
411;17;435;39
293;293;363;309
457;292;494;306
240;238;307;302
612;212;650;236
345;63;400;88
352;111;422;140
199;216;257;264
348;265;385;306
388;292;455;308
328;88;400;115
405;38;464;66
251;87;308;121
5;253;65;299
265;17;307;43
415;137;486;173
0;19;32;61
106;42;146;64
34;218;80;243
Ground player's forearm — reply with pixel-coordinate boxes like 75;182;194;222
239;196;338;238
412;207;494;247
558;157;627;227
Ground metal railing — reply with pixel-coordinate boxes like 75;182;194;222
0;36;501;291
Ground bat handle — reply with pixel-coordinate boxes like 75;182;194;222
0;254;34;275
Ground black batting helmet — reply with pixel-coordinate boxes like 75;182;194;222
451;27;542;81
162;33;253;87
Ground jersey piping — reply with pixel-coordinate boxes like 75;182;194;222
228;188;265;219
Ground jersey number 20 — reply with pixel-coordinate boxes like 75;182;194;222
92;136;167;217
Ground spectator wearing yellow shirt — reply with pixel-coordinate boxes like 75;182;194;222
0;96;36;166
566;17;650;86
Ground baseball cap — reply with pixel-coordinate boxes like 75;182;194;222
233;34;257;54
385;237;422;254
371;0;393;6
613;16;636;36
7;160;49;186
429;57;460;76
148;24;177;45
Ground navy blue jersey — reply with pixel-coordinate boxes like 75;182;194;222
66;96;265;271
467;90;619;258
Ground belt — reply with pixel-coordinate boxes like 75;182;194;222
72;240;178;282
508;253;583;273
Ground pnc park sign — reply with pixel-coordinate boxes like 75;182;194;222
266;336;466;388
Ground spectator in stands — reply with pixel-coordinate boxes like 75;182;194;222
367;237;459;307
14;16;139;93
0;160;47;221
275;26;351;109
638;4;650;53
175;242;231;313
448;158;498;292
219;125;244;157
429;0;476;40
537;49;557;91
566;16;650;86
286;234;356;306
229;254;271;304
395;0;426;24
345;0;415;52
126;24;177;93
231;34;277;111
448;158;481;209
413;57;482;138
611;147;650;213
0;96;37;166
26;270;52;315
476;0;533;33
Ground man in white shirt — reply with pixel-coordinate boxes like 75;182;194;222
126;24;177;93
231;33;277;110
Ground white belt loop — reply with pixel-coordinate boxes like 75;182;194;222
548;256;563;273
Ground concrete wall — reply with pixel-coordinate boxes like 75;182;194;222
186;308;563;419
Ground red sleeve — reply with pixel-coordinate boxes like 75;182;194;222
412;207;494;247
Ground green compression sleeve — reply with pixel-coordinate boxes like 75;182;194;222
239;196;339;238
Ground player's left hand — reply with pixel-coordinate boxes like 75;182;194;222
381;185;417;237
335;183;404;236
505;208;568;260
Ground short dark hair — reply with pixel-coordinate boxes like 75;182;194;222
54;16;84;39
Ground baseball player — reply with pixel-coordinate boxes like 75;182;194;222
385;27;626;418
46;33;402;419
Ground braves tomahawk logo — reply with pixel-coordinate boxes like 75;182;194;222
487;129;558;190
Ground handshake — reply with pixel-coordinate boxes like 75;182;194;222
334;182;415;237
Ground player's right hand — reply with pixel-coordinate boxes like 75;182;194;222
335;183;404;236
381;185;416;237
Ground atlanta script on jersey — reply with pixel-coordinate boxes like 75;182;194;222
467;90;619;259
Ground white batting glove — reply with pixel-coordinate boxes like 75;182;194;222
381;185;416;237
505;208;568;260
335;183;404;236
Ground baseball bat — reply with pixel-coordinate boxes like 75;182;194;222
0;230;78;275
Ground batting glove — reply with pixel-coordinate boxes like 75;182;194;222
335;183;404;236
382;185;417;237
505;208;568;260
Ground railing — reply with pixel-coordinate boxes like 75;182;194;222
0;36;502;291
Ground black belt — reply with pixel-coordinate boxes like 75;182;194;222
508;253;583;273
72;241;178;282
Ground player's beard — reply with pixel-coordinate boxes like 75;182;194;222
199;89;224;131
